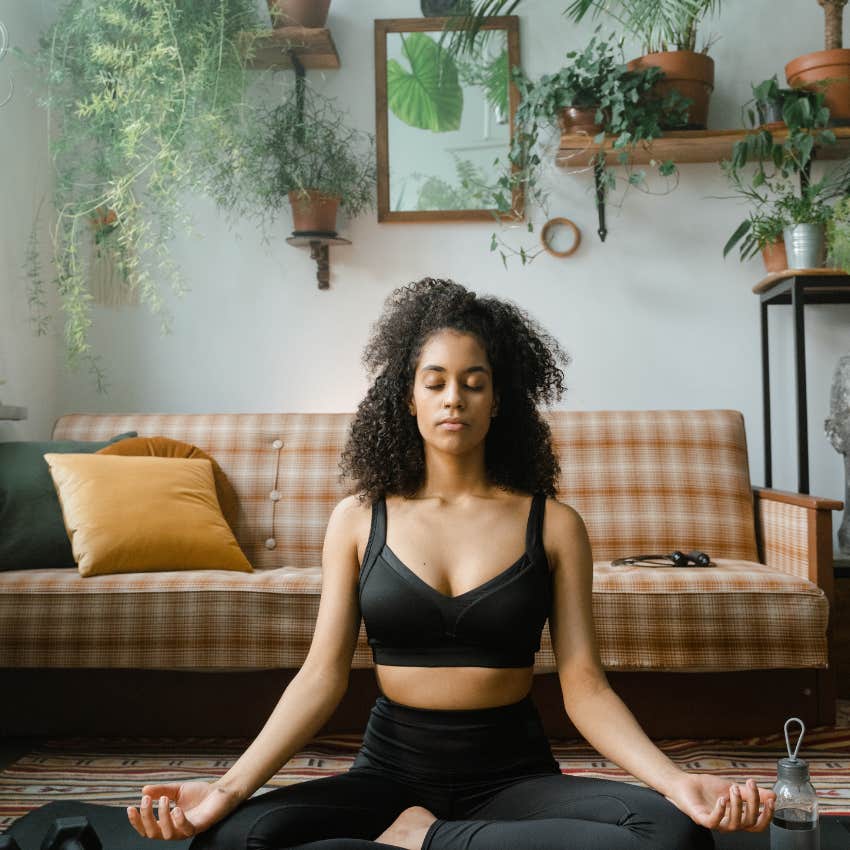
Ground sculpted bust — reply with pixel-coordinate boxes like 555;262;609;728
825;353;850;555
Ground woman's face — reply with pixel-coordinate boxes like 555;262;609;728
408;329;498;452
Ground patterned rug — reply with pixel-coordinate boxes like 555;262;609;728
2;700;849;832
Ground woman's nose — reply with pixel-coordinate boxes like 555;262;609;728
443;382;463;406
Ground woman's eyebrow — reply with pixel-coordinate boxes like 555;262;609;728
420;365;490;374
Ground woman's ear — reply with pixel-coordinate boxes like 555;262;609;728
491;392;500;418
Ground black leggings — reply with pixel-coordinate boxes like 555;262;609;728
190;693;714;850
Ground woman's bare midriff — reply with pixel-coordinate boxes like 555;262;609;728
375;664;534;709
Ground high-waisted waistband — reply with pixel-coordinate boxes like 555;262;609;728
352;692;559;782
375;692;537;724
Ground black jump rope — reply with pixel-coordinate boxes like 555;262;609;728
610;550;715;567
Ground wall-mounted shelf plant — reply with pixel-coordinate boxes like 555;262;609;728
500;29;689;246
207;69;375;290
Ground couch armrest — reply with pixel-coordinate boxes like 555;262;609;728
752;487;842;604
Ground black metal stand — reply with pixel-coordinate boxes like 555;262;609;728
758;271;850;494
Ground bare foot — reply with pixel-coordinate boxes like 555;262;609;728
375;805;438;850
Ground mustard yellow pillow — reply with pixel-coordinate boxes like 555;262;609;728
43;453;253;577
95;436;240;534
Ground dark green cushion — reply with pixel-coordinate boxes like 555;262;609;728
0;432;137;571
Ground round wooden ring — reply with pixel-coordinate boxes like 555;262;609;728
540;217;581;258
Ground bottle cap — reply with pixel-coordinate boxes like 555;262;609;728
777;756;811;783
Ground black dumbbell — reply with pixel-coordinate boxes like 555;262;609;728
0;835;22;849
39;816;102;850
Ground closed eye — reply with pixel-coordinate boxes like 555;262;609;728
425;385;484;391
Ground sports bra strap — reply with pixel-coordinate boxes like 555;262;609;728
527;492;545;553
360;496;387;576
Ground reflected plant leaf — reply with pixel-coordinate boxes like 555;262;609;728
387;32;463;131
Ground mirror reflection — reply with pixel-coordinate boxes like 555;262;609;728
375;17;521;222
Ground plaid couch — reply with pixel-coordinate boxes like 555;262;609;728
0;409;840;735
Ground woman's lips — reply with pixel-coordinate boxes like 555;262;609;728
438;422;467;430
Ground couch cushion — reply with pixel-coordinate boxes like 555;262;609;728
0;432;137;572
96;436;240;533
43;454;252;577
51;409;760;568
0;560;827;671
549;409;760;562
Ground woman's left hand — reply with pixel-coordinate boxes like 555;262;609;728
663;773;776;833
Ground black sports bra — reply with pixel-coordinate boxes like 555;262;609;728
357;493;552;668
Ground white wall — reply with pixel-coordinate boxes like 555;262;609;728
9;0;850;546
0;0;60;442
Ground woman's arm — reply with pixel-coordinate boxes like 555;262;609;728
545;500;774;833
212;495;367;802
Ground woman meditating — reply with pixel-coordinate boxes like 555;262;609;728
127;278;775;848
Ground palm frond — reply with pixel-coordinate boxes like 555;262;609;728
437;0;524;56
565;0;720;52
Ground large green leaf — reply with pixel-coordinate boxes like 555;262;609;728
387;32;463;132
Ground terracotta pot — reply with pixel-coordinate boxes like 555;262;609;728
288;190;340;234
558;106;604;136
786;48;850;123
627;51;715;130
761;239;788;273
267;0;331;28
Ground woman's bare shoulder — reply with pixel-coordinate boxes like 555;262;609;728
542;496;585;528
541;496;591;568
328;493;376;566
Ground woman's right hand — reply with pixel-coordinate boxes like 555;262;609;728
126;780;243;840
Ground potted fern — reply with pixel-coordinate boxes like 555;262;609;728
16;0;265;390
207;83;376;238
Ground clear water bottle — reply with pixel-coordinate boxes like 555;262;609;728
770;717;819;850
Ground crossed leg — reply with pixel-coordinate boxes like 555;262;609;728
419;772;715;850
188;769;418;850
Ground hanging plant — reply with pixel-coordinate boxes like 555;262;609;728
16;0;264;390
487;29;688;265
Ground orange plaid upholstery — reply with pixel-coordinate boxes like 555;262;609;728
756;497;811;581
0;410;828;672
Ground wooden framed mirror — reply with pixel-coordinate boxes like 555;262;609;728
374;16;522;223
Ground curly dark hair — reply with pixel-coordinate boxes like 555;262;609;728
338;278;571;503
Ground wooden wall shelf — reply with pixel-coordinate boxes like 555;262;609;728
556;126;850;167
243;27;340;70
